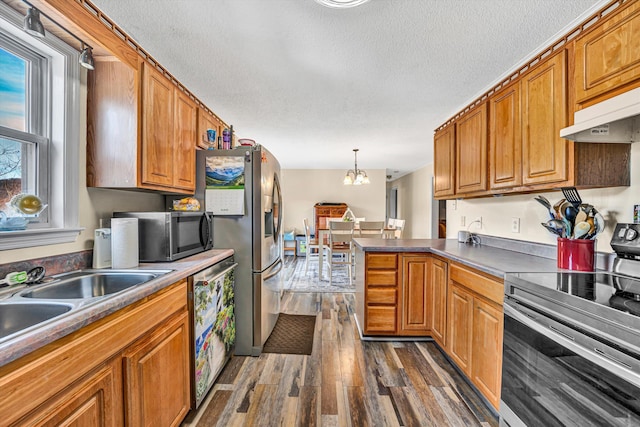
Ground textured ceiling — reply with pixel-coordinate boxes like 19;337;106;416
91;0;604;179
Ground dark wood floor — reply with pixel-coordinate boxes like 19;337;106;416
185;292;498;427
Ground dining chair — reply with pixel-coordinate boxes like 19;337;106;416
303;218;322;274
357;221;385;239
327;221;354;286
393;219;405;239
387;218;397;229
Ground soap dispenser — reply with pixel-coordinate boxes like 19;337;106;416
93;228;112;268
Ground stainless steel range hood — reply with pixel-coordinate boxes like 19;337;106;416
560;87;640;143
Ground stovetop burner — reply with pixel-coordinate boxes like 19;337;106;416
509;271;640;318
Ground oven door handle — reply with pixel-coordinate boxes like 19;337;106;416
505;302;640;389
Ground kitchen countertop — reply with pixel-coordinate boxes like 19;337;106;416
354;238;560;278
0;249;233;367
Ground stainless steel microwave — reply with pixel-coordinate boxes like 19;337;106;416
113;211;213;262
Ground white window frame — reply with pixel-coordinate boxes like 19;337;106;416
0;2;82;250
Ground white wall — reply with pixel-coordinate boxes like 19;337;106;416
388;164;435;238
446;143;640;253
2;71;164;265
280;169;386;235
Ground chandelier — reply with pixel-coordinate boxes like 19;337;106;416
314;0;370;8
343;149;370;185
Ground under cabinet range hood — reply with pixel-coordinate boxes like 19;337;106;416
560;87;640;143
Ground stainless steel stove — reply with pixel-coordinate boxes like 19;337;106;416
500;223;640;427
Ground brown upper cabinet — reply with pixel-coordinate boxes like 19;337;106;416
573;1;640;108
434;0;633;200
197;108;224;150
433;125;456;198
489;80;521;190
26;0;224;195
456;102;488;195
88;60;197;194
521;51;568;186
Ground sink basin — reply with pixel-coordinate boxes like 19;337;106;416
0;303;72;339
20;271;165;299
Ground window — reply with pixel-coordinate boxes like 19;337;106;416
0;3;81;250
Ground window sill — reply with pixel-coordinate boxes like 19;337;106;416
0;227;84;251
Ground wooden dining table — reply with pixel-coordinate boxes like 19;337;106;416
315;226;396;281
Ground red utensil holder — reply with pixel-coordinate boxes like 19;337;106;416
557;238;596;271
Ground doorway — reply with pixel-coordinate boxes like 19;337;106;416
388;187;398;220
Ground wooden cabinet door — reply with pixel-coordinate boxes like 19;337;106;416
521;51;568;185
574;1;640;106
17;360;122;427
489;81;521;189
472;297;503;410
447;283;473;375
173;90;197;191
433;126;455;198
456;102;488;194
197;108;222;150
141;63;174;187
399;254;430;335
123;311;191;427
429;257;448;347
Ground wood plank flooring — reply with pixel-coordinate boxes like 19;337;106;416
184;292;498;427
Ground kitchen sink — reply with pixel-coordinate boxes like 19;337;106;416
19;270;170;300
0;302;72;339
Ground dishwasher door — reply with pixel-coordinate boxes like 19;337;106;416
190;257;237;410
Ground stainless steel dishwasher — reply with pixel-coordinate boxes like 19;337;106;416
188;256;237;411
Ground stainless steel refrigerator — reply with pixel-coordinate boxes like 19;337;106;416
195;146;283;356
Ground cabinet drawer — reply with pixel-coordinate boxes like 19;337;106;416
316;208;331;215
366;287;396;305
366;253;398;269
366;270;397;286
365;306;397;333
450;264;503;305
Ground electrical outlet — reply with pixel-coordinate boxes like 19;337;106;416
460;216;466;227
476;216;482;229
511;217;520;233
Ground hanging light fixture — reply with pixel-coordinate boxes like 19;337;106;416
343;148;370;185
23;7;45;38
22;2;95;70
314;0;370;8
79;43;95;70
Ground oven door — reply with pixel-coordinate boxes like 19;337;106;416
501;301;640;427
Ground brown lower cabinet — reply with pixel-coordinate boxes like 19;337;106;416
361;252;433;336
0;280;191;426
447;263;504;410
358;251;503;410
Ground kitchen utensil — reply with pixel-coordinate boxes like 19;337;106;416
542;219;566;238
26;266;46;284
0;271;27;287
564;204;578;224
561;217;573;238
534;196;555;219
553;198;566;219
561;187;582;208
594;212;605;234
574;209;588;224
574;221;591;239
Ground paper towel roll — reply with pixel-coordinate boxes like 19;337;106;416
111;218;139;269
